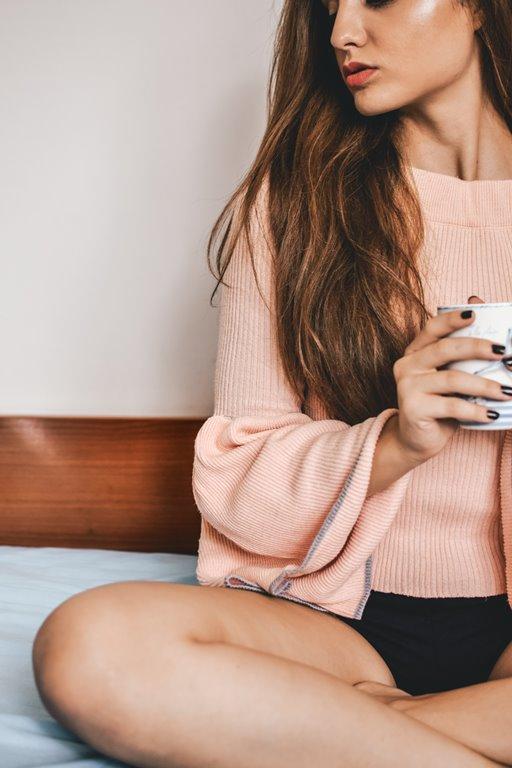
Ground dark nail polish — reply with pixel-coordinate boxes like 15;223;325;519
487;410;500;420
460;310;473;319
493;344;506;354
501;386;512;395
502;355;512;365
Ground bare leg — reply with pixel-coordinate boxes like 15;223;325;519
58;639;505;768
394;678;512;766
356;679;512;766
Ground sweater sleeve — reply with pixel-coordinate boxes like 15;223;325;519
192;180;414;568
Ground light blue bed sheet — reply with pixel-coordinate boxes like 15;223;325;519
0;544;200;768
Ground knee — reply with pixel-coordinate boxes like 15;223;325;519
32;607;75;724
32;587;115;724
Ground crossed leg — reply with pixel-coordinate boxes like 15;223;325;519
355;642;512;766
31;581;505;767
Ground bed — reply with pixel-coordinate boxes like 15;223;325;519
0;415;204;768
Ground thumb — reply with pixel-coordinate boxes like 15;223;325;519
467;295;485;304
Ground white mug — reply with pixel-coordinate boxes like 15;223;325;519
436;301;512;430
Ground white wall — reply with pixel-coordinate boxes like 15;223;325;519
0;0;282;416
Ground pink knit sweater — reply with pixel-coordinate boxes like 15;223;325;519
192;165;512;619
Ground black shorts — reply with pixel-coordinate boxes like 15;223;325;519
334;589;512;696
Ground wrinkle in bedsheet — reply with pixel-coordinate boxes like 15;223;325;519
0;545;199;768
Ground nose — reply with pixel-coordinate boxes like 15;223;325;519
329;2;368;50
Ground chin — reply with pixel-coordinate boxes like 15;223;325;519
353;100;388;117
353;92;406;117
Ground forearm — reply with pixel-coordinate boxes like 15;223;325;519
367;413;425;497
194;408;411;558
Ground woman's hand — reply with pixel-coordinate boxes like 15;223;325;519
392;295;512;462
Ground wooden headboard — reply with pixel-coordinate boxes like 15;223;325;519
0;416;205;555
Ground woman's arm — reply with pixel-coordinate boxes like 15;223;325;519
367;413;425;498
193;178;418;570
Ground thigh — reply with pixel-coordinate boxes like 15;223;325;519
489;639;512;680
32;580;397;693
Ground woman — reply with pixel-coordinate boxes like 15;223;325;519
32;1;512;766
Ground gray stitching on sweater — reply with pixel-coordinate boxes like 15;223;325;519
224;576;266;593
270;592;332;613
353;555;373;619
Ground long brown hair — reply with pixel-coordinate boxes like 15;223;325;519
205;0;512;426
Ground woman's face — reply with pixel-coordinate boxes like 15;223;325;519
323;0;483;117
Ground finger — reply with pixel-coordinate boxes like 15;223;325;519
417;392;500;425
405;335;502;376
403;308;475;358
401;368;512;403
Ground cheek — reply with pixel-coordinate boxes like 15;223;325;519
379;0;471;67
369;56;464;111
394;34;472;96
350;40;469;117
372;23;472;97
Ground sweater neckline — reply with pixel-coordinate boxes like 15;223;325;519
408;164;512;227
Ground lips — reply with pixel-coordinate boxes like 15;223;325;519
342;61;376;77
345;67;379;88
